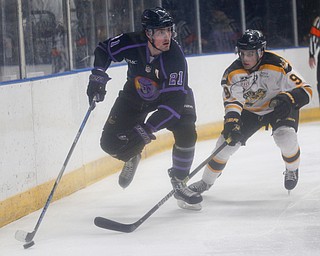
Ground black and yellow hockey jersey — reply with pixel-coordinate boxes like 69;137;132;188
221;51;313;116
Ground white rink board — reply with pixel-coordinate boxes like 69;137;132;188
0;48;318;201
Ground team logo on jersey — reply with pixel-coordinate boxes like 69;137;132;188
243;88;266;106
241;73;266;106
240;76;251;90
134;76;160;101
239;74;258;91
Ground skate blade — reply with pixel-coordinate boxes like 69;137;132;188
176;200;202;211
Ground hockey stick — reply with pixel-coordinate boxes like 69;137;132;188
15;98;97;249
94;140;229;233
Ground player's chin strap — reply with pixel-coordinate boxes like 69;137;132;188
146;27;176;53
149;37;163;52
249;49;264;72
146;29;165;53
253;49;264;69
248;58;262;73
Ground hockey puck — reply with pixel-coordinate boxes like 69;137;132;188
23;241;35;249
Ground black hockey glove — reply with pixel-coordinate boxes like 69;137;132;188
86;68;111;107
117;124;156;162
270;92;294;120
222;112;242;146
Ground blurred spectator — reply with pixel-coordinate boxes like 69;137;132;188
174;15;197;54
24;0;69;73
3;36;13;64
163;1;197;54
205;7;240;52
51;22;68;73
73;0;91;68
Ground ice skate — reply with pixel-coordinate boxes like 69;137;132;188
118;154;141;188
284;168;299;192
170;175;203;211
188;180;212;194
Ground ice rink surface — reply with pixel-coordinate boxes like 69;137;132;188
1;122;320;256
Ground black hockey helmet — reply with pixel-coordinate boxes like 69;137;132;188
236;29;266;51
141;7;174;30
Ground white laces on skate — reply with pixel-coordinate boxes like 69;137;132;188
188;180;212;194
283;169;297;181
178;186;199;197
283;169;298;193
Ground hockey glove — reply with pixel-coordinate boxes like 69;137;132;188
86;68;111;107
117;124;156;162
222;112;242;146
270;92;294;120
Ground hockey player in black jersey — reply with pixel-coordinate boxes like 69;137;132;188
189;29;313;196
86;7;202;208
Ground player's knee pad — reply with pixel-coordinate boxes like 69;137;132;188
100;132;117;155
100;131;126;157
100;130;144;162
273;126;298;153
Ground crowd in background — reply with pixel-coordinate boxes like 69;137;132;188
0;0;319;82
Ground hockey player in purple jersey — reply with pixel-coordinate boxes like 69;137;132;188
86;7;202;208
189;29;313;197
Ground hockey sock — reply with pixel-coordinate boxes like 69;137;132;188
171;144;195;179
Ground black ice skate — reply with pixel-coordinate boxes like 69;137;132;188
118;154;141;188
170;175;203;210
188;180;212;194
284;169;299;191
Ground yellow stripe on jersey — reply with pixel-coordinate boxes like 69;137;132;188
294;84;313;99
259;63;286;74
301;85;313;98
227;69;247;85
280;91;295;104
244;101;270;112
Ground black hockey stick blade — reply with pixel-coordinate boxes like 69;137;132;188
23;240;35;249
94;217;137;233
94;190;175;232
93;141;228;233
